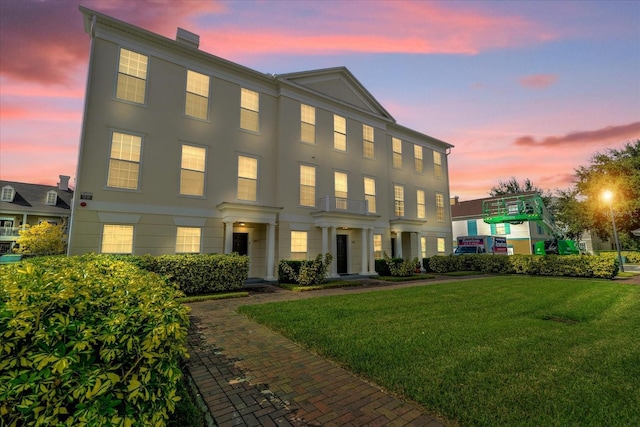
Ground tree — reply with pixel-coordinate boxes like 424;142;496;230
16;222;67;255
555;140;640;246
489;177;553;210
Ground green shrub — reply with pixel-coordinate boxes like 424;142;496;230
278;260;305;283
422;257;433;273
382;253;418;277
0;254;189;426
278;254;332;286
598;251;640;264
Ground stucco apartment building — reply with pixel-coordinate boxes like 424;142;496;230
68;7;454;280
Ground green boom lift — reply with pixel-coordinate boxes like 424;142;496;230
482;194;579;255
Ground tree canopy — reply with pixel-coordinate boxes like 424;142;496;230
16;222;67;255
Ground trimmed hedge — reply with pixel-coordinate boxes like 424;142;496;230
597;251;640;264
429;254;619;279
0;254;189;426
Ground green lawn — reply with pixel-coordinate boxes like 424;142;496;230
237;276;640;427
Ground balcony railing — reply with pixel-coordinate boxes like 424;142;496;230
317;196;369;215
0;227;20;237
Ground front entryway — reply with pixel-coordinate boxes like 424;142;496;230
232;232;248;256
336;234;348;274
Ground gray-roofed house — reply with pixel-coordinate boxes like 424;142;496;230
0;176;73;253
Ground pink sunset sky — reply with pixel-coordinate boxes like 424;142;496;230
1;0;639;201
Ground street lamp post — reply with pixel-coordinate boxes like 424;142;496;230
602;190;624;273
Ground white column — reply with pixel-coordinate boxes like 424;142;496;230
329;226;339;277
224;221;233;254
395;231;403;258
321;226;328;256
368;229;376;275
360;228;368;275
416;233;425;272
266;223;276;281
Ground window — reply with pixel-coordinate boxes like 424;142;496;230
434;151;443;178
300;104;315;143
46;191;57;206
363;124;374;158
116;48;148;104
1;186;15;202
374;234;382;259
421;236;427;259
436;193;445;221
240;88;259;132
185;70;209;120
176;227;201;253
394;185;404;217
180;144;206;196
237;155;257;201
414;145;423;173
491;223;511;235
437;237;445;253
417;189;425;219
392;137;402;169
107;131;142;190
364;177;376;213
467;220;478;236
300;165;316;207
101;224;134;254
291;231;307;260
335;171;348;210
334;114;346;151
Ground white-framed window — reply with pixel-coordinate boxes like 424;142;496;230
434;151;443;179
414;145;423;173
101;224;134;254
421;236;427;259
392;137;402;169
176;227;201;253
364;177;376;213
363;124;374;158
237;155;258;201
394;184;404;217
300;104;316;144
45;191;57;206
107;131;142;190
180;144;206;196
240;88;259;132
417;189;426;219
437;237;445;253
373;234;382;259
300;165;316;207
335;171;348;210
185;70;209;120
116;48;148;104
436;192;445;221
1;186;15;202
291;231;307;260
334;114;347;151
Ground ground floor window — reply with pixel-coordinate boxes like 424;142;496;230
421;236;427;259
176;226;201;253
291;231;307;260
437;237;446;253
101;224;134;254
373;234;382;259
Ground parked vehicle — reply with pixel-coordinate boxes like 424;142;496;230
454;235;508;255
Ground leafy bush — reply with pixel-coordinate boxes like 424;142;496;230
15;222;67;255
382;252;419;277
278;253;332;286
598;251;640;264
278;260;305;283
0;254;189;426
422;257;433;273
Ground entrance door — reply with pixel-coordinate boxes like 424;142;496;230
336;235;348;274
232;233;248;256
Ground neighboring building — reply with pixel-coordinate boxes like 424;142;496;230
69;7;454;280
0;176;73;253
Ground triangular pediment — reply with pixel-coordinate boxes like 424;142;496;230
278;67;395;122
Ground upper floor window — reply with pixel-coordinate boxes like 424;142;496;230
334;171;348;210
185;70;209;120
394;184;405;217
107;131;142;190
300;104;316;144
467;220;478;236
300;165;316;207
373;234;382;259
1;186;15;202
180;144;206;196
363;124;374;158
101;224;134;254
414;145;423;173
116;48;148;104
392;137;402;169
491;223;511;235
237;155;258;201
436;192;445;221
240;88;259;132
334;114;347;151
176;226;201;253
46;191;57;206
364;177;376;213
434;151;443;179
291;231;307;260
417;189;426;219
